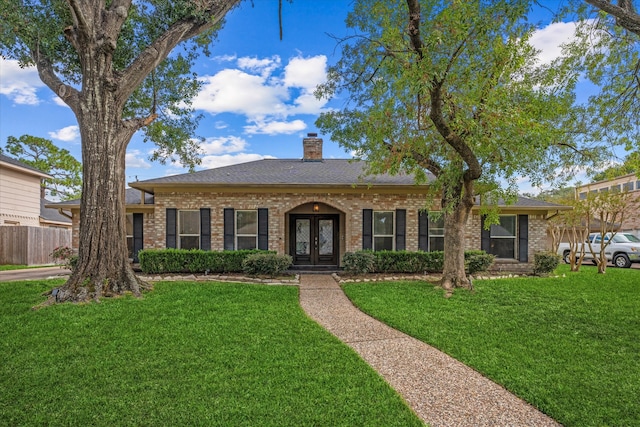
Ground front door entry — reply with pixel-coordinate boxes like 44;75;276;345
290;214;339;266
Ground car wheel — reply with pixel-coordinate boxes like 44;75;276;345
613;254;631;268
563;251;572;264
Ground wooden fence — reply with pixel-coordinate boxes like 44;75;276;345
0;226;72;266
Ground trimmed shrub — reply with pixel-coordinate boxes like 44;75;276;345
342;249;494;275
138;249;275;274
533;251;561;276
465;251;495;274
342;251;376;275
242;253;293;277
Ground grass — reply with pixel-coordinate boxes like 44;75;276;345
0;279;422;427
342;265;640;427
0;264;54;271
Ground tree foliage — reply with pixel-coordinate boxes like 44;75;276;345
0;0;241;304
316;0;591;290
590;151;640;181
1;135;82;200
559;1;640;155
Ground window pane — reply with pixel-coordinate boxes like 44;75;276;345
179;211;200;235
237;211;257;235
295;219;310;255
490;216;516;237
373;211;394;235
429;237;444;252
319;219;333;256
180;236;200;250
490;239;515;258
428;215;444;237
374;236;393;251
237;236;257;250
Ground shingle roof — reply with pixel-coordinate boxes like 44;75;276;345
478;196;569;209
46;188;154;207
40;199;72;224
132;158;425;188
0;153;51;177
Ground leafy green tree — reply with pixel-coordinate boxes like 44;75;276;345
559;1;640;155
2;135;82;200
590;151;639;181
0;0;240;304
316;0;592;292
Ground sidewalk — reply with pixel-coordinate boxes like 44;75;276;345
298;274;560;427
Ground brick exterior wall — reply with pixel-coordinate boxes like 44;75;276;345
67;190;552;272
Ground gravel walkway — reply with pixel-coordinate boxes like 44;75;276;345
298;274;561;427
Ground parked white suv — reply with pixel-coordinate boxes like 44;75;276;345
557;232;640;268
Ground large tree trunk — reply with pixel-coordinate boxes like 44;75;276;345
44;61;148;305
440;179;475;295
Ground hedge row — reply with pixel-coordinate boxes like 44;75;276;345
341;250;495;275
138;249;276;274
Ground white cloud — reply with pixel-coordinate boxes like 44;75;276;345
200;135;248;155
0;58;45;105
52;96;69;107
49;125;80;142
238;55;281;78
192;68;289;118
200;153;274;169
244;119;307;135
192;55;330;135
283;55;327;89
530;21;580;65
125;150;151;169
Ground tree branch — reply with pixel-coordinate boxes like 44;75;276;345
31;48;80;112
406;0;424;59
117;0;240;102
585;0;640;35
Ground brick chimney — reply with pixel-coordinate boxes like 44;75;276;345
303;133;323;161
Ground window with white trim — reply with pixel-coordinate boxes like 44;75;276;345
178;210;200;249
489;215;516;258
236;210;258;250
373;211;394;251
428;214;444;251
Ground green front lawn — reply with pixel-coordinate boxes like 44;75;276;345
342;265;640;427
0;265;26;271
0;280;422;427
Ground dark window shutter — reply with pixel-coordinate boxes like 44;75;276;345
518;215;529;262
418;211;429;251
395;209;406;251
133;213;144;262
200;208;211;251
362;209;373;250
223;208;235;250
166;208;177;248
481;215;491;253
258;208;269;250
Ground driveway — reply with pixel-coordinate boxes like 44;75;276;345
0;266;71;282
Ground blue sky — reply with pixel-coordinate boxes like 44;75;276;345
0;1;589;193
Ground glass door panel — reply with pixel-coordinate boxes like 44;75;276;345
295;219;310;255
